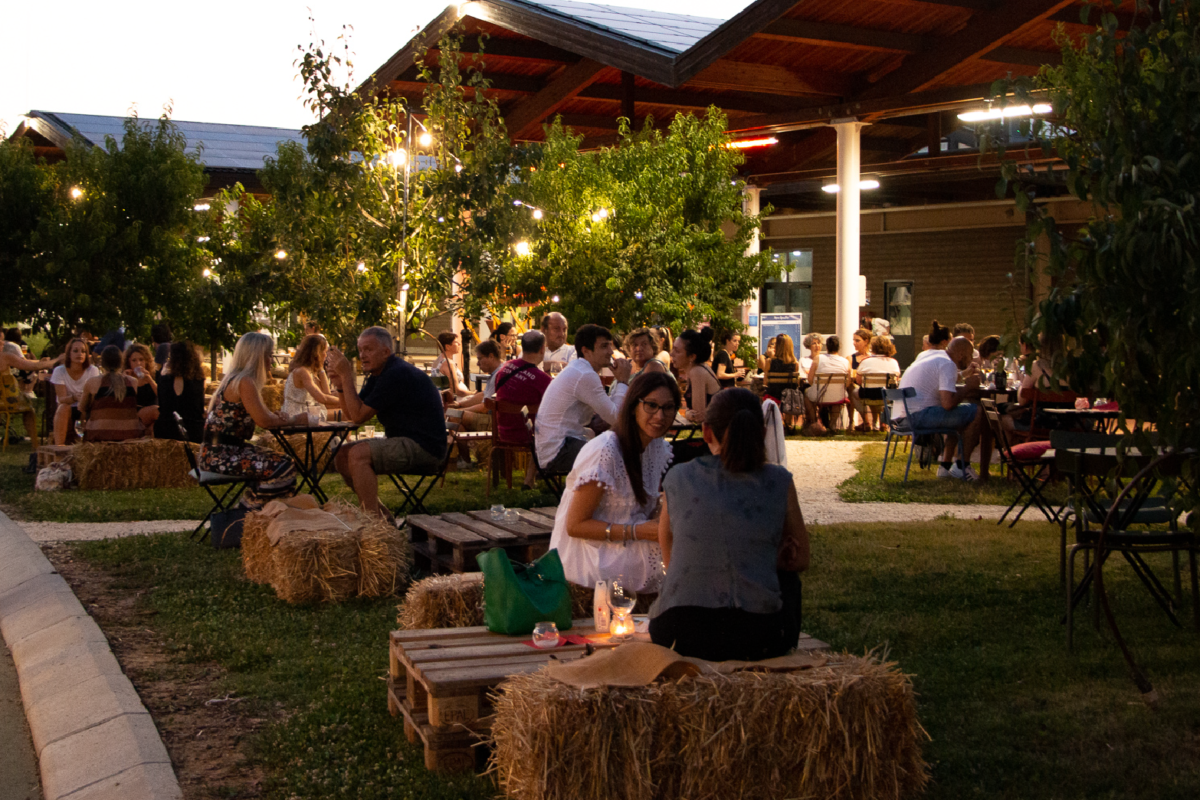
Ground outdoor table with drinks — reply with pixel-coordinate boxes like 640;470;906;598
269;418;358;503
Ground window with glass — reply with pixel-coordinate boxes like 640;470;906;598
761;249;813;330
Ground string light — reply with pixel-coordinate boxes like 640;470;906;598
356;261;367;273
551;294;560;303
387;149;407;168
418;132;433;147
202;268;212;278
69;187;83;200
193;202;211;211
532;209;543;220
514;241;531;257
196;236;210;243
275;249;288;259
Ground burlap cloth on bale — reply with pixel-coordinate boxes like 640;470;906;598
260;496;362;544
544;641;826;688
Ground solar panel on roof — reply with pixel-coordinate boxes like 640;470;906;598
40;111;305;171
519;0;726;53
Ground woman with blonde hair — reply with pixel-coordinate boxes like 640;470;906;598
80;346;144;442
51;337;100;445
282;334;341;420
199;332;299;506
123;343;160;433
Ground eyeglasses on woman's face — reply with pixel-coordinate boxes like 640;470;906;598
638;398;678;418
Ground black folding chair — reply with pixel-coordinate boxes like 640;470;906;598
980;399;1057;528
879;388;965;482
385;435;453;517
175;413;247;541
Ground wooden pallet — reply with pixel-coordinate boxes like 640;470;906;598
36;445;73;469
388;619;616;772
407;506;557;574
387;620;831;773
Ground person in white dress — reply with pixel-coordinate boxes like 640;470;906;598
550;371;680;593
50;337;100;445
282;334;341;420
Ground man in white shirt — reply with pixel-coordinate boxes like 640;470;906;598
891;337;982;480
540;312;576;373
803;334;852;421
534;324;632;472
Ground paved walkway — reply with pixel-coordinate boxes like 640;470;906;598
22;442;1011;541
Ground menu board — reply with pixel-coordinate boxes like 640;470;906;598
759;313;807;358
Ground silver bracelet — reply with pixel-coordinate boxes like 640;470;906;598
605;523;613;542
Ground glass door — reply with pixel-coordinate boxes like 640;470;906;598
884;280;915;368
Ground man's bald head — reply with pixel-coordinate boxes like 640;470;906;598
947;336;975;369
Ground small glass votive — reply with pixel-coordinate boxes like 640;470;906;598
633;614;650;633
490;504;506;521
532;621;560;648
504;508;521;523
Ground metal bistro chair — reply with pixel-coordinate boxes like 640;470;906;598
174;413;247;541
879;387;966;482
485;397;542;497
980;399;1057;528
856;373;893;431
385;432;454;517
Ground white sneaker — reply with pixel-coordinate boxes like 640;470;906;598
949;463;979;481
936;465;954;479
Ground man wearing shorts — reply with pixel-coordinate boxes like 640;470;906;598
327;326;447;518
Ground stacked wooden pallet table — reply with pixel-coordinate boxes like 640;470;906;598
387;621;830;773
407;506;558;574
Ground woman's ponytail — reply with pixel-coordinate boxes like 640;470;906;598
705;388;766;473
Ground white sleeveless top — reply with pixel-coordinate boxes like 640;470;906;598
281;370;325;418
549;431;672;593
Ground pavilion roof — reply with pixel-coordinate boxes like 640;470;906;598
362;0;1130;205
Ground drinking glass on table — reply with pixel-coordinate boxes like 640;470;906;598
608;576;637;641
532;621;560;648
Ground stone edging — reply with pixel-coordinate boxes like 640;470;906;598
0;510;182;800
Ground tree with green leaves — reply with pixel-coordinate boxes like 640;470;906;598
1;114;209;340
992;0;1200;472
508;109;774;335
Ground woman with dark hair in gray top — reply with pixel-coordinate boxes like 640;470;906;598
651;388;810;661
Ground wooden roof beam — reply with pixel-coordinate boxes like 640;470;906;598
856;0;1078;103
506;59;608;140
755;19;927;53
430;35;581;65
359;7;461;97
579;83;821;114
981;46;1062;67
688;59;855;97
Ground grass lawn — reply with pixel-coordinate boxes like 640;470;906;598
57;518;1200;800
838;442;1071;508
0;448;558;523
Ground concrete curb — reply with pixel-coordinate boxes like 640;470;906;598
0;510;182;800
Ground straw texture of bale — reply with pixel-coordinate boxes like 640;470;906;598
398;573;486;629
397;578;652;630
242;500;411;604
73;440;199;490
262;431;338;472
260;383;283;413
489;653;929;800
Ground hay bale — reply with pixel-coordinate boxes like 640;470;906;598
489;653;929;800
260;383;283;412
247;500;410;604
241;511;274;585
261;431;338;472
358;516;412;598
398;573;486;629
73;440;199;490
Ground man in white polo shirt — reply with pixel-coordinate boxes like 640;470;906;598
534;324;631;473
892;336;982;480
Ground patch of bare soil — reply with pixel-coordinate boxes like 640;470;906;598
41;544;271;800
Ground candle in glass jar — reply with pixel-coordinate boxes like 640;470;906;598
610;616;634;637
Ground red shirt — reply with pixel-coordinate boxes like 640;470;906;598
493;358;552;444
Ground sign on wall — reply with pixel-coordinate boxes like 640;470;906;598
759;312;806;357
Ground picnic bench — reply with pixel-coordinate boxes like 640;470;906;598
407;506;558;574
386;619;831;772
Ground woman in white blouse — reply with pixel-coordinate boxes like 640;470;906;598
851;336;902;431
549;371;680;593
50;337;100;445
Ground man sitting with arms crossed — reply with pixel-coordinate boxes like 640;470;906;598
494;331;553;489
540;312;575;373
326;326;447;519
891;335;983;481
535;324;631;474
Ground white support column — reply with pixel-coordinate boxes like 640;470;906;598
834;120;866;350
743;185;763;345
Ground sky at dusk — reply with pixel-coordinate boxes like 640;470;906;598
0;0;749;136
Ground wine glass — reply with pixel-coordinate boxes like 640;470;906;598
608;576;637;641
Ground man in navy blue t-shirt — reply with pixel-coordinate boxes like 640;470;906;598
327;326;447;519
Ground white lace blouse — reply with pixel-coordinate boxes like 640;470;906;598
548;431;671;593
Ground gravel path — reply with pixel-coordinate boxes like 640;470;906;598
20;441;1011;540
784;439;1012;525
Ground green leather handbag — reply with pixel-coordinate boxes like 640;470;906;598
475;548;573;635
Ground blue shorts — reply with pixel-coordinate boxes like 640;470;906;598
906;403;977;432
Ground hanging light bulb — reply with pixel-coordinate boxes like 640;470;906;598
70;186;83;200
551;295;561;303
418;131;433;147
275;249;288;260
513;241;531;257
202;268;212;278
356;261;367;273
532;209;543;220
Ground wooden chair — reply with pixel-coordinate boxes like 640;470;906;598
855;373;893;430
485;397;541;497
765;370;802;430
810;374;851;431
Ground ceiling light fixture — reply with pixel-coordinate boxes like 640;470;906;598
726;136;778;150
957;103;1052;123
